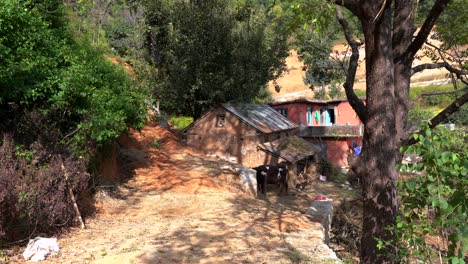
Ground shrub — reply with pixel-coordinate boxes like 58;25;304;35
169;116;194;130
447;103;468;126
318;158;345;183
378;125;467;263
407;108;435;128
0;135;89;242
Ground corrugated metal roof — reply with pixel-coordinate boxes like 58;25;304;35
257;136;321;163
223;103;298;134
269;97;365;106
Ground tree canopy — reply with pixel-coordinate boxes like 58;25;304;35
144;0;289;118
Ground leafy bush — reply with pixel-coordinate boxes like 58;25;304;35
0;0;148;155
409;84;457;108
381;125;467;263
169;116;194;130
447;103;468;126
407;108;435;128
0;135;89;242
0;0;148;242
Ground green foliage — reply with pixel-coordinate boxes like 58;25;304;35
169;116;194;130
447;103;468;126
144;0;289;118
436;0;468;48
328;82;344;99
0;0;148;155
0;0;149;241
391;125;468;263
409;84;455;100
299;31;342;87
408;108;435;128
354;89;366;97
291;5;357;100
152;138;161;150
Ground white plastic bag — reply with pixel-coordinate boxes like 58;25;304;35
23;237;60;262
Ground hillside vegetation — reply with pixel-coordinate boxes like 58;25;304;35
0;0;148;242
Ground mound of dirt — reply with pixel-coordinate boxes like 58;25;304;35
118;124;229;193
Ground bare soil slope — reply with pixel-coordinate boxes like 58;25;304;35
269;45;450;100
10;123;345;264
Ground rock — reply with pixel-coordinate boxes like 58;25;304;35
238;168;257;197
285;226;341;263
306;199;334;244
220;164;234;171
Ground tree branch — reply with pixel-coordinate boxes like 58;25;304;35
405;0;450;59
403;89;468;146
421;41;468;84
412;62;468;76
421;87;468;96
336;5;367;123
333;0;359;15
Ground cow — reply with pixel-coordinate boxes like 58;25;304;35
253;165;289;196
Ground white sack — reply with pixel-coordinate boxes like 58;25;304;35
23;237;60;262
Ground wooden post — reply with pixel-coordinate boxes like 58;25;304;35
60;158;86;229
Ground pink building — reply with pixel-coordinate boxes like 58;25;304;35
270;98;364;167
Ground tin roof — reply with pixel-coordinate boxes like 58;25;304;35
269;97;365;106
257;136;321;163
223;103;298;134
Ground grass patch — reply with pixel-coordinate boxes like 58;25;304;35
409;84;454;100
284;248;311;263
354;89;366;97
152;138;161;150
169;116;193;130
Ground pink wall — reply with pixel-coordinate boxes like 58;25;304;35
307;137;362;167
272;101;362;127
335;102;362;125
272;103;306;125
271;100;363;167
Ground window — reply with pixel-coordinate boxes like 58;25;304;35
216;115;225;127
277;108;288;118
320;108;336;126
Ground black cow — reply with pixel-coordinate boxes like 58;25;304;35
253;165;289;196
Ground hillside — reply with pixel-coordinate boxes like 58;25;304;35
269;44;451;100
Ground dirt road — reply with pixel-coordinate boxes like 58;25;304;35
12;124;343;264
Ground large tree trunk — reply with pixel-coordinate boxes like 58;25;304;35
335;0;459;262
393;0;415;145
359;3;399;263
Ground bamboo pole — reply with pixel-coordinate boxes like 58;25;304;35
60;158;86;229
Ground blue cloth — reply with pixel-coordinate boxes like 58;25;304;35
353;145;362;156
306;109;313;125
323;110;331;126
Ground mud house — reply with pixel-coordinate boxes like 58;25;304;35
182;104;320;169
270;98;364;167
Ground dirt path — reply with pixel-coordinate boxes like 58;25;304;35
12;124;344;264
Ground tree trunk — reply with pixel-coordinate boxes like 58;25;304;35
359;4;399;263
335;0;459;262
393;0;415;145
